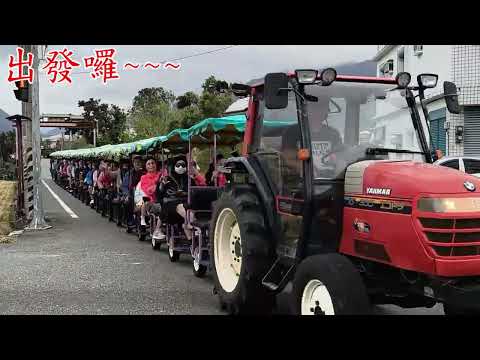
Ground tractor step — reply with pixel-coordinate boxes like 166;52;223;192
262;257;296;293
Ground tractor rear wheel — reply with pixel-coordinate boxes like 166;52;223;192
210;185;276;315
292;254;371;315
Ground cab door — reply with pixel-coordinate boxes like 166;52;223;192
250;87;306;259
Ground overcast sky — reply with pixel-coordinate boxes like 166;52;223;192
0;45;377;116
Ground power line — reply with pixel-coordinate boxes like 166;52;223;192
158;45;237;63
39;45;238;76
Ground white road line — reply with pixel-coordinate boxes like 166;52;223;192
41;179;79;219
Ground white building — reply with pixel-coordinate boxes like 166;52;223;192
374;45;480;156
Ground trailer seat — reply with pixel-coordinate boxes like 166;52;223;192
163;196;186;225
188;186;221;228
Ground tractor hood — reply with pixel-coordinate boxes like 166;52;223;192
345;160;480;199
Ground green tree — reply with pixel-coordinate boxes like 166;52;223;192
68;137;95;150
128;77;234;142
178;105;203;129
176;91;199;109
108;104;127;143
131;101;181;138
129;87;182;138
198;76;235;118
0;130;16;163
78;98;127;146
199;91;234;118
133;87;176;112
202;76;230;95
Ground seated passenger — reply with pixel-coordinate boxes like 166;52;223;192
127;156;145;227
84;163;94;195
97;162;112;211
157;158;207;240
118;160;131;199
135;157;162;232
205;153;227;187
90;162;100;205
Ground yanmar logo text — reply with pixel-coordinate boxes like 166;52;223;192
366;187;391;196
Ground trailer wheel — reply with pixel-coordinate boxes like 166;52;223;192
138;225;146;241
150;215;161;250
168;242;180;262
151;237;161;250
193;247;207;278
292;254;371;315
210;186;276;314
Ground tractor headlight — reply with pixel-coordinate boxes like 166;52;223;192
417;197;480;213
320;68;337;86
295;69;318;84
395;72;411;88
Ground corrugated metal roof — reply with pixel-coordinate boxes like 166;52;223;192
224;98;248;115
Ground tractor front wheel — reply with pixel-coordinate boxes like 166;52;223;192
292;254;371;315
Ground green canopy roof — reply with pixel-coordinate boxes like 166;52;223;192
51;114;264;160
49;114;300;160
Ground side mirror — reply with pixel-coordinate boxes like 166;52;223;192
443;81;461;114
418;74;438;89
231;83;251;97
264;73;289;109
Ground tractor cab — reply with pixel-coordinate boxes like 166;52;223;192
240;70;451;261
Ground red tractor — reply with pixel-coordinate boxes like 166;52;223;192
208;68;478;315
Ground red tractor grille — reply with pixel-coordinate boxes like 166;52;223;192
418;217;480;257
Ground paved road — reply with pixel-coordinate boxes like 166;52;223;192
0;159;444;315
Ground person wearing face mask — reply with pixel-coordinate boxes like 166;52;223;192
150;157;188;240
151;156;204;241
159;157;207;241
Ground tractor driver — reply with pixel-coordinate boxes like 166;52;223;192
280;95;343;185
307;96;343;178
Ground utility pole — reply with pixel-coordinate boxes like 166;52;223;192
20;44;33;219
25;44;49;230
93;119;98;147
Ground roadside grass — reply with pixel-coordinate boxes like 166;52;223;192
0;181;16;238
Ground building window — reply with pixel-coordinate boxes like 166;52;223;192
379;59;394;77
413;45;423;56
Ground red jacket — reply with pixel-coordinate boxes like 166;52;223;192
193;173;206;186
